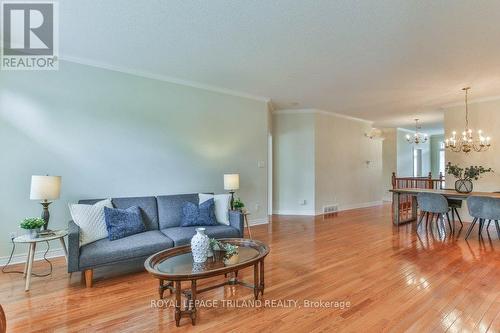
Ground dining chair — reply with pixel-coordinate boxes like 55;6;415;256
465;196;500;240
447;199;464;228
443;189;464;228
417;193;452;236
0;304;6;333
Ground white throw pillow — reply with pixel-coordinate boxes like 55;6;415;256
199;193;231;225
69;199;113;246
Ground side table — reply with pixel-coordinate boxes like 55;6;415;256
13;230;68;291
243;212;252;239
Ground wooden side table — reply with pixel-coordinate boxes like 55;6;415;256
13;230;68;291
243;212;252;239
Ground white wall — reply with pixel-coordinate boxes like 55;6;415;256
382;128;397;201
444;98;500;220
315;113;382;213
0;60;270;259
272;112;316;215
272;110;383;215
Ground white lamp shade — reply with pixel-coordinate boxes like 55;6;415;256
30;175;61;201
224;174;239;191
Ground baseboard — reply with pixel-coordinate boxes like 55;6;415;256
248;218;269;226
0;246;66;267
272;210;317;216
337;201;384;212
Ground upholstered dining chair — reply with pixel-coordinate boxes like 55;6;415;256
417;193;452;236
443;189;465;228
465;196;500;240
0;304;6;333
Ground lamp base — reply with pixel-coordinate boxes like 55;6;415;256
40;201;52;231
229;191;235;210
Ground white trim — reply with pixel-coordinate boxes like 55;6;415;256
272;109;373;124
0;247;65;267
397;127;416;133
60;55;271;103
248;218;269;226
337;201;383;212
272;209;317;216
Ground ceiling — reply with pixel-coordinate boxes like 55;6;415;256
60;1;500;131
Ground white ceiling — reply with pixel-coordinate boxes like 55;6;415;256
60;1;500;131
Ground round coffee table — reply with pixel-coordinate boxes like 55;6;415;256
144;238;269;326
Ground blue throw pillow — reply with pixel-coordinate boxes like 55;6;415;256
104;206;146;241
181;199;217;227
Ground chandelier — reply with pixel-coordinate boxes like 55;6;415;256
406;119;428;144
445;87;491;153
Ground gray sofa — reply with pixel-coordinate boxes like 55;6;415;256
68;193;244;287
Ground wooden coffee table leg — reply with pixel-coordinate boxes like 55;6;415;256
159;280;164;299
253;263;259;300
190;280;197;325
260;260;265;296
175;281;181;327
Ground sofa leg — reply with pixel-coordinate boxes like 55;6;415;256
84;269;93;288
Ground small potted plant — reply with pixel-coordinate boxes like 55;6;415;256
20;217;46;239
233;197;245;212
445;162;493;193
222;243;239;266
208;238;219;258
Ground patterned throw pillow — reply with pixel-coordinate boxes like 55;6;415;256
69;199;113;246
104;206;146;241
180;199;218;227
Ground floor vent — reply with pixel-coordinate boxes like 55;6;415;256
323;204;338;214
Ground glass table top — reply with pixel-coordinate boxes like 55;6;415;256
155;247;260;275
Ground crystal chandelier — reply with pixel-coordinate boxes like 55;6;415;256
445;87;491;153
406;119;428;144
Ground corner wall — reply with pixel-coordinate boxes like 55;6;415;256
315;113;383;213
272;110;383;216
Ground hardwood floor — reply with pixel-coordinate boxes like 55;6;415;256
1;204;499;332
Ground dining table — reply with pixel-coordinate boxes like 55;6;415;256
389;188;500;225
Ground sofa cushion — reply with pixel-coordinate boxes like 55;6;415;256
181;199;217;227
157;194;199;229
79;196;159;231
79;230;173;269
70;199;113;246
104;206;146;240
160;225;240;246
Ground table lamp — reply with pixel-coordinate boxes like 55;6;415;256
224;174;239;210
30;175;61;230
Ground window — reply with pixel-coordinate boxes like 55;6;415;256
413;148;422;177
439;141;445;176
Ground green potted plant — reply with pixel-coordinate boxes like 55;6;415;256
20;217;46;239
233;197;245;211
222;243;239;266
445;162;493;193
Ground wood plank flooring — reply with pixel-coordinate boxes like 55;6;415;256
1;204;499;332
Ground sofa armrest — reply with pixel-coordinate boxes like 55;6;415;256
229;210;244;237
68;220;80;273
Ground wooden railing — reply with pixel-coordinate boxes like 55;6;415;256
392;172;444;223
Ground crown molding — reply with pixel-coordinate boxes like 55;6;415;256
59;55;271;103
397;127;416;133
272;108;372;124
